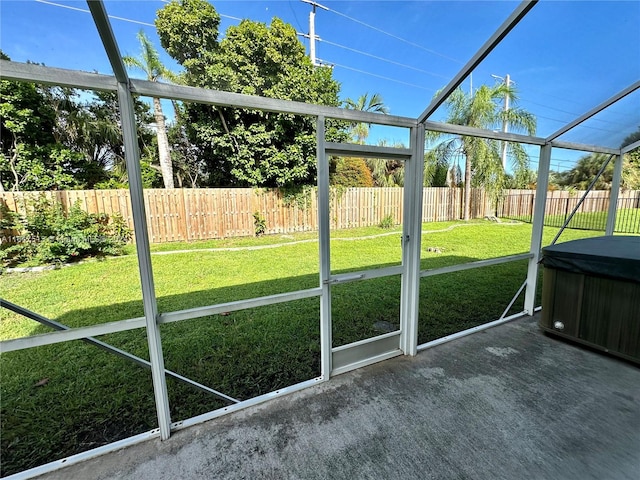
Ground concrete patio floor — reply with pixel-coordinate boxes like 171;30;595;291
36;315;640;480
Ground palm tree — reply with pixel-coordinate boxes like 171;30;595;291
556;153;614;190
429;83;536;220
344;92;389;144
124;31;178;189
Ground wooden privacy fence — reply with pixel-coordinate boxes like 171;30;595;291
499;189;640;218
2;188;638;243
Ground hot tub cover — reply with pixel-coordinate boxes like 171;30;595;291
541;236;640;283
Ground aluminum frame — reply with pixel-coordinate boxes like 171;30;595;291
606;155;624;236
319;136;414;372
524;144;552;314
399;124;425;356
85;0;175;440
1;0;637;476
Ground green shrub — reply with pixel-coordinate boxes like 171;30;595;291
378;214;395;229
0;198;132;267
253;211;266;237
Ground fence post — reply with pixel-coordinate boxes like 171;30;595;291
529;193;534;223
605;154;623;235
524;144;552;315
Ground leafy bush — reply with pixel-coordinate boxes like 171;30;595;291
0;198;131;267
378;214;395;229
253;211;266;237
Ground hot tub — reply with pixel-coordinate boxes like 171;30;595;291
540;235;640;363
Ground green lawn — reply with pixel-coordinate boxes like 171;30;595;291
0;221;600;476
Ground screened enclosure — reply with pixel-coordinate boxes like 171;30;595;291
0;1;638;478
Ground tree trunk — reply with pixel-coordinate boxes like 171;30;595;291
463;153;472;221
8;134;21;192
153;97;174;189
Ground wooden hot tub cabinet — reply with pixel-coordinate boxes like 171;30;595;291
540;236;640;364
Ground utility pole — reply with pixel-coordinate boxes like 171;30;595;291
301;0;328;67
492;73;512;170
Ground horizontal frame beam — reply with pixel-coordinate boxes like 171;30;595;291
7;429;161;480
131;79;416;127
417;311;527;351
622;139;640;154
0;300;239;403
420;253;532;278
423;120;546;146
325;143;412;160
0;315;146;353
158;288;323;324
172;377;324;432
0;59;117;91
0;60;416;127
2;59;628;157
329;265;403;285
332;331;402;376
550;140;620;155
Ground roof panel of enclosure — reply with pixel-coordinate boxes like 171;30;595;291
423;1;640;147
554;88;640;149
1;1;638;151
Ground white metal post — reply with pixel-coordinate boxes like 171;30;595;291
309;8;316;66
524;144;552;314
400;124;425;356
605;154;623;235
117;82;172;440
316;116;332;378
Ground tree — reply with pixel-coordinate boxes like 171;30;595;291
156;0;346;188
621;127;640;190
424;150;450;187
124;31;177;188
429;84;536;220
344;92;389;144
330;157;374;187
155;0;220;86
342;93;399;186
553;148;640;191
0;53;91;191
556;153;614;190
167;102;206;187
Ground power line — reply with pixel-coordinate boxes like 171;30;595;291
35;0;155;27
288;0;305;32
326;61;433;92
519;97;630;128
324;5;463;64
320;38;450;80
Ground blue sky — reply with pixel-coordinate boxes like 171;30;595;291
1;1;639;172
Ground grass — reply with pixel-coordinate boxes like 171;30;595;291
0;220;600;476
